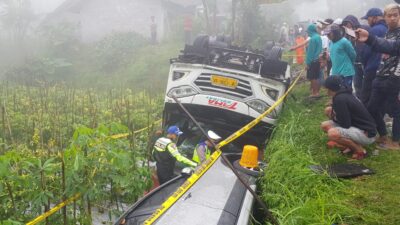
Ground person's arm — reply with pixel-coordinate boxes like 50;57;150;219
333;98;351;128
167;143;197;167
289;39;309;51
357;28;400;56
195;145;206;163
367;35;400;56
345;39;357;63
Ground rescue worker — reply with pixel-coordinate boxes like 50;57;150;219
192;130;221;164
153;126;197;184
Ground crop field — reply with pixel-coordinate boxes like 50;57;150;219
0;82;164;224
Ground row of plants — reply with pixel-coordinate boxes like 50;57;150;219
0;83;164;224
0;82;162;150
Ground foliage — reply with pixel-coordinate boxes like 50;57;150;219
237;0;268;47
0;0;35;43
0;82;163;223
4;57;73;84
0;123;153;224
39;22;81;58
92;32;147;73
0;83;163;148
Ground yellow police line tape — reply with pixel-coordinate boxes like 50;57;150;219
25;119;163;225
144;70;304;224
282;54;306;57
110;119;162;139
216;72;303;149
26;193;81;225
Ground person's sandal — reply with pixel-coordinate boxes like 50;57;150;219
341;148;352;154
351;151;367;160
326;141;338;149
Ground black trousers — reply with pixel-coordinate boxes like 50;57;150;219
156;165;174;185
367;78;400;141
360;71;376;105
353;63;364;99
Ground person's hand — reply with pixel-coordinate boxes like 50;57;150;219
305;65;308;70
355;28;369;42
289;47;295;52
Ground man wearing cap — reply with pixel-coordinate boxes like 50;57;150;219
360;8;388;105
153;126;197;184
355;4;400;150
325;24;356;87
342;15;367;98
192;130;221;164
321;76;376;160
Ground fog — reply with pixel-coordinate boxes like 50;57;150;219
0;0;398;88
30;0;65;14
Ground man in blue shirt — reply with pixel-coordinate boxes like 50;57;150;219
360;8;388;105
324;24;356;87
305;24;322;98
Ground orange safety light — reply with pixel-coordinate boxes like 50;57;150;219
239;145;259;168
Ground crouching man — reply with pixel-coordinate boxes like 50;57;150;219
321;75;377;160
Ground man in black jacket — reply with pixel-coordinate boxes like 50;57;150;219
321;76;376;160
356;4;400;150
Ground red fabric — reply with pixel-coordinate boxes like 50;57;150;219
295;36;305;65
144;170;160;195
184;17;193;31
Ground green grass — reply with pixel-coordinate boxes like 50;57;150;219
261;83;400;225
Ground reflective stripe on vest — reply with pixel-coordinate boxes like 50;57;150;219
153;137;172;153
192;142;211;163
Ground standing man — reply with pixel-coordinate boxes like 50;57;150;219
305;23;322;98
153;126;197;184
324;24;356;87
192;130;221;164
365;4;400;150
360;8;388;105
342;15;366;98
321;76;376;160
150;16;157;44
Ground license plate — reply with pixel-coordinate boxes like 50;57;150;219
211;75;238;89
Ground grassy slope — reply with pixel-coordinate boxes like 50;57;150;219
71;42;180;91
262;83;400;225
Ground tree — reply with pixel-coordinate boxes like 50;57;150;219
201;0;211;34
0;0;34;42
236;0;268;47
0;0;35;62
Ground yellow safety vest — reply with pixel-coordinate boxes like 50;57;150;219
192;142;211;164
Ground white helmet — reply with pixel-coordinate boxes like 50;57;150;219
207;130;221;140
